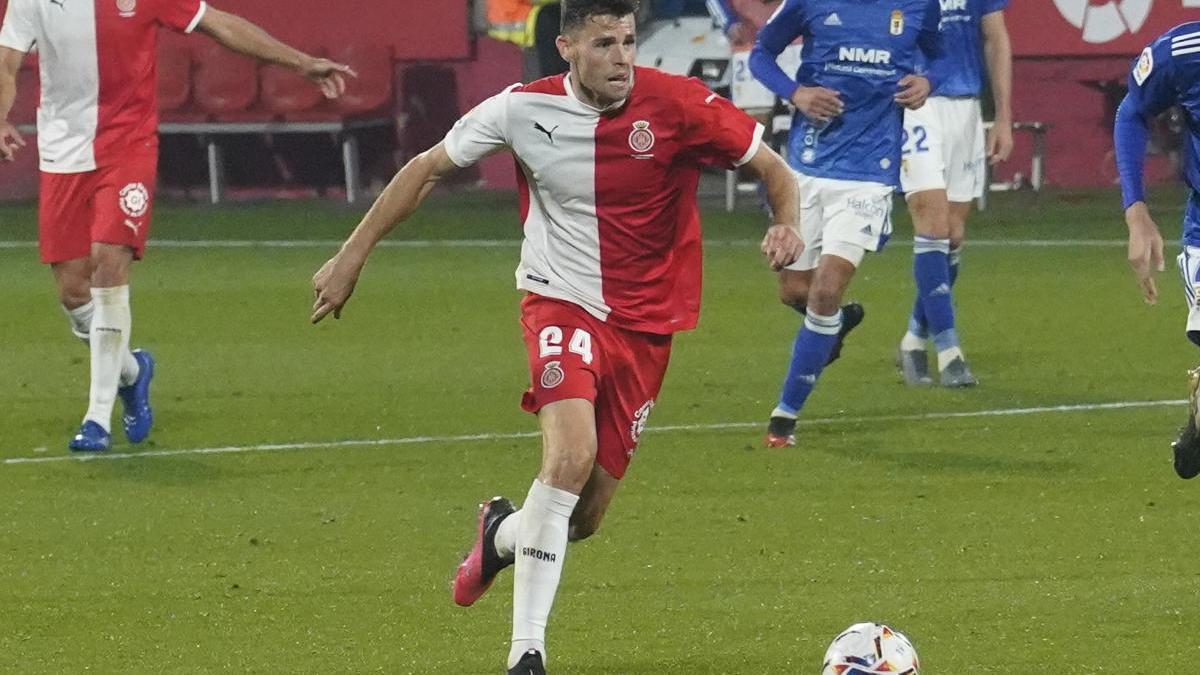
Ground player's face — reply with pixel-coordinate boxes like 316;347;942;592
558;13;637;108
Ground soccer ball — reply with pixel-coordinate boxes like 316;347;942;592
821;622;920;675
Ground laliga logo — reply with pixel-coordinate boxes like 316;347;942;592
1052;0;1152;44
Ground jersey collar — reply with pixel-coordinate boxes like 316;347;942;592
563;72;631;113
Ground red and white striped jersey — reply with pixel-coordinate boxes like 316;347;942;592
0;0;206;173
444;67;763;336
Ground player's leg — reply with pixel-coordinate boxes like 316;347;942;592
767;179;891;447
501;397;592;670
767;253;857;446
778;267;865;367
899;101;959;386
903;188;964;386
76;242;137;448
1172;237;1200;478
92;160;158;445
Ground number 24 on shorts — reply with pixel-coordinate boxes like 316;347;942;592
539;326;594;365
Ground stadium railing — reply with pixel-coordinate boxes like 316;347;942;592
13;42;396;205
722;118;1049;212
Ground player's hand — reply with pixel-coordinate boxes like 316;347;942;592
987;119;1014;165
894;75;931;110
761;224;804;272
300;57;357;99
0;120;26;162
311;252;364;323
725;21;755;49
791;86;843;124
1125;202;1165;305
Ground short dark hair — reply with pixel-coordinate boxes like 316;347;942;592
561;0;639;33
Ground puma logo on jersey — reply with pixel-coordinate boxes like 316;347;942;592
50;0;66;9
533;122;558;144
838;47;891;65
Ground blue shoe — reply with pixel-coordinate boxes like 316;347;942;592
117;350;155;443
69;421;111;452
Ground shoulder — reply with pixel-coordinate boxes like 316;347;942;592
511;74;569;97
633;66;707;97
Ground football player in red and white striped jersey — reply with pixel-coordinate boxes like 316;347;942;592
311;1;801;671
0;2;353;452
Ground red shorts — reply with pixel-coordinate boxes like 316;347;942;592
520;294;673;479
38;152;158;264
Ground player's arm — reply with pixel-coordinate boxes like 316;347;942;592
744;143;804;270
897;1;941;111
1116;41;1176;304
0;45;26;161
0;0;35;162
196;6;355;99
311;143;459;323
707;0;752;47
749;1;843;122
981;10;1013;163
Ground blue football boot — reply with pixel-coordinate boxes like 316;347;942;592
69;420;111;452
117;349;155;443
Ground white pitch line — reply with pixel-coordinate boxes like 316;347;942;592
0;239;1128;250
3;398;1183;466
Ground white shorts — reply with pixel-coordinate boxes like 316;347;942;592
786;173;894;271
899;96;986;202
1177;246;1200;333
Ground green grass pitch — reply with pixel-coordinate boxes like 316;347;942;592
1;187;1199;673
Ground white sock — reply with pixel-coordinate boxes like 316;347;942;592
64;300;140;386
495;510;521;559
83;286;133;432
900;332;926;352
937;346;965;371
508;479;579;669
770;406;797;420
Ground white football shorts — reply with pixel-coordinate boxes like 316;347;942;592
1177;246;1200;334
786;172;894;271
899;96;986;202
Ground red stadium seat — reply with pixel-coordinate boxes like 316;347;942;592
9;67;39;126
261;64;323;116
193;43;258;116
332;43;394;117
156;38;192;113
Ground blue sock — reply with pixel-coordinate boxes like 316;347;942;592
776;310;842;416
913;237;959;352
909;243;962;340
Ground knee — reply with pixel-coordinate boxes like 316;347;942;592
778;285;806;311
58;280;91;308
89;247;131;287
777;275;809;309
909;203;950;239
540;445;596;493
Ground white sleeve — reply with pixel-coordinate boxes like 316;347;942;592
442;85;518;168
0;0;37;53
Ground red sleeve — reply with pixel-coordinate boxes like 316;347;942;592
678;77;764;169
157;0;206;33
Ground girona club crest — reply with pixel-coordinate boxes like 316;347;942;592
118;182;149;218
540;361;565;389
628;399;656;447
116;0;136;17
628;120;655;154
